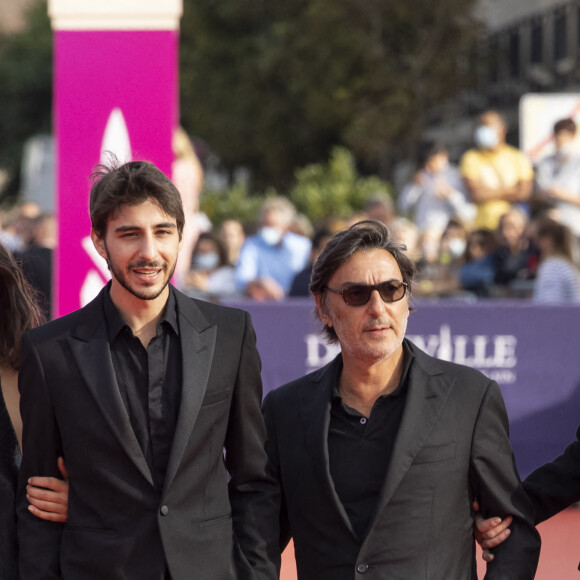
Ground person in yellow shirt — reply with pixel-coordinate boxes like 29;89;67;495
461;110;533;230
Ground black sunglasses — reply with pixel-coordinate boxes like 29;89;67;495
326;280;408;306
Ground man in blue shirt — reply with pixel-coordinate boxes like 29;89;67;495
235;197;311;300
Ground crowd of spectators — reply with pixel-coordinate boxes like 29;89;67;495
3;108;580;312
0;203;55;317
395;110;580;303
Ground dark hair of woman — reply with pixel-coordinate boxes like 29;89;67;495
0;243;44;369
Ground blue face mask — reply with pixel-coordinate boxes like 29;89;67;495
556;143;575;159
260;226;283;246
193;252;220;270
474;125;499;150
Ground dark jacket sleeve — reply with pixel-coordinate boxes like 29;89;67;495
523;425;580;524
469;381;541;580
223;311;279;580
17;332;64;579
261;391;291;560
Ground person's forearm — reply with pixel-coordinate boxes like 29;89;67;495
466;179;532;203
466;180;505;202
502;180;532;202
471;382;540;579
551;188;580;206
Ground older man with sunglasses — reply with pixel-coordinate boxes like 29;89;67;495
260;220;540;579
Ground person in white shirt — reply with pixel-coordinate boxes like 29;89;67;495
399;141;475;236
535;118;580;239
532;216;580;303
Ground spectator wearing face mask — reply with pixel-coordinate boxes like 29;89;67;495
398;141;475;235
234;197;311;301
534;118;580;240
460;110;533;230
183;232;238;302
414;219;468;298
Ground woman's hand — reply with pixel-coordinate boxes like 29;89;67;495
27;457;69;523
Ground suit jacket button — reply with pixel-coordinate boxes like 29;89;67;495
356;562;368;574
160;505;169;516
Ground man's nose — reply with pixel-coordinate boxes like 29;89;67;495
366;289;386;314
138;233;158;261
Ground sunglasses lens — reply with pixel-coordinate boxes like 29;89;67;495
378;281;406;302
342;286;372;306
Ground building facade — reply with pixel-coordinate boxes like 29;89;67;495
427;0;580;157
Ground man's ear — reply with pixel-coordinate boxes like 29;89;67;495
314;293;332;328
90;229;107;262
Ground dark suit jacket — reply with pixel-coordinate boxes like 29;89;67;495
523;425;580;524
17;286;277;580
262;339;540;580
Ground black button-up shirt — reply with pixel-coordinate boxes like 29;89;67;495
104;287;182;491
328;343;413;541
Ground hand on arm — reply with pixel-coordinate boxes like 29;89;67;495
472;500;513;562
245;279;285;301
27;457;69;523
470;382;540;578
507;179;532;202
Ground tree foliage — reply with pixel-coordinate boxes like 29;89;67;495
180;0;481;190
290;147;390;223
0;0;52;204
200;147;391;228
0;0;481;204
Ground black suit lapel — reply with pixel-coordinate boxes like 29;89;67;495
298;356;358;539
369;345;453;524
68;291;155;487
163;291;217;493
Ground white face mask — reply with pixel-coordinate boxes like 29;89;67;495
474;125;499;150
260;226;283;246
193;252;220;270
448;238;466;258
556;143;575;158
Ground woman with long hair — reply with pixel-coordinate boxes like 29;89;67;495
0;242;68;577
532;217;580;303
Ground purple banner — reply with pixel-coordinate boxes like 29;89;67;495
229;299;580;477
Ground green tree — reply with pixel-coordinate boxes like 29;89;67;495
199;147;391;228
0;0;52;204
180;0;481;190
289;147;390;224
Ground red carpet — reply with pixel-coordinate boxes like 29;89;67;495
281;506;580;579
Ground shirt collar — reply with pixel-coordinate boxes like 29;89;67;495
103;282;179;342
332;340;415;402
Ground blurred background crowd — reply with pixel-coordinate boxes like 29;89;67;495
3;108;580;315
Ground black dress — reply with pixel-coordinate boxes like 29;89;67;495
0;379;20;579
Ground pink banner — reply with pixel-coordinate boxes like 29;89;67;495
54;30;178;316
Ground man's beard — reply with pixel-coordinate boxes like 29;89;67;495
105;244;176;301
